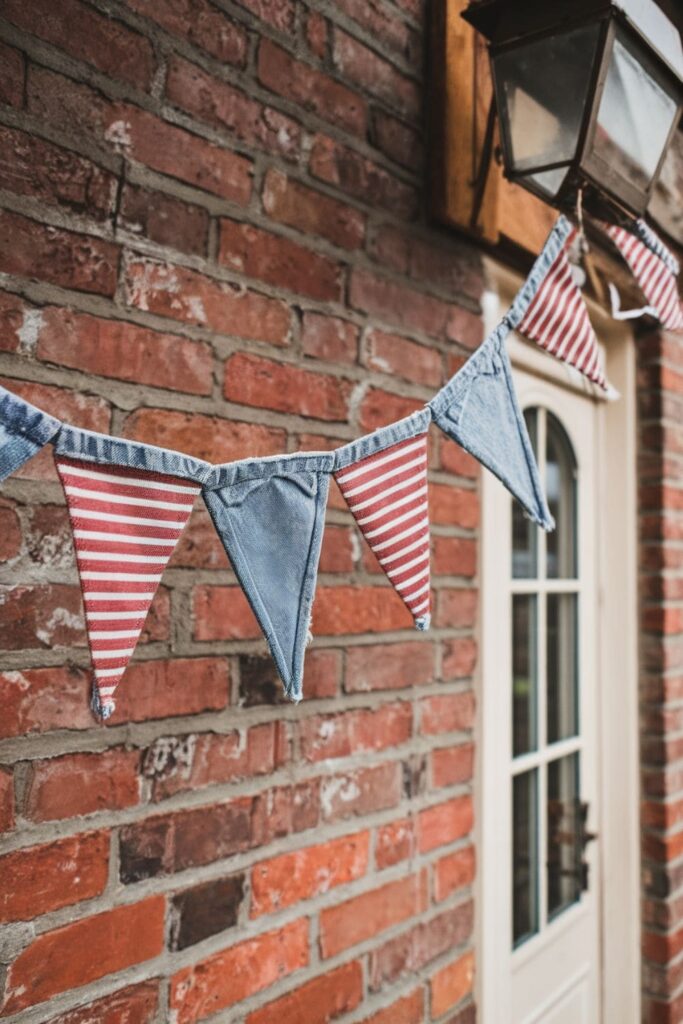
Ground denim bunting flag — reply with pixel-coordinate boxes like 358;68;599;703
0;385;60;481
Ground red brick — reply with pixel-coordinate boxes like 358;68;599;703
430;483;479;528
310;134;417;217
125;256;290;343
0;498;21;562
350;267;452;337
109;103;253;203
336;0;417;62
193;585;260;641
363;328;442;387
442;637;478;680
447;305;485;349
359;388;423;433
167;57;300;161
345;641;435;692
369;903;474;989
430;952;475;1017
435;846;476;901
0;769;14;833
313;585;414;634
110;658;231;725
0;210;119;296
300;702;413;762
306;11;328;59
170;920;308;1024
320;872;427;957
220;220;341;301
251;831;369;916
0;583;83;651
0;125;115;221
124;408;285;463
258;40;366;137
247;961;363;1024
439;434;480;478
333;29;419;116
432;537;477;577
435;588;478;629
25;749;141;822
36;307;213;394
358;989;423;1024
0;41;24;107
432;743;474;787
169;509;228;569
119;183;209;256
26;65;109;136
224;353;351;421
128;0;246;64
320;762;403;821
411;239;483;305
320;525;355;572
3;897;165;1014
374;111;422;171
0;831;109;923
418;796;474;853
0;291;25;353
0;666;93;738
369;223;410;273
263;168;366;251
302;312;359;364
421;692;475;735
234;0;295;31
376;818;415;868
44;981;159;1024
3;0;155;89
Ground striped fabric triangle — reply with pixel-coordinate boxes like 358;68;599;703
56;457;200;719
335;433;431;630
517;232;608;391
605;220;683;332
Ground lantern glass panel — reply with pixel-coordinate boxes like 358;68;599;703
494;24;601;177
593;30;679;192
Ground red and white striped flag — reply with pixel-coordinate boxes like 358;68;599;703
605;220;683;332
517;234;608;391
335;433;431;629
56;456;200;718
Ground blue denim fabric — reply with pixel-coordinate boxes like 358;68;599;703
55;423;213;483
0;384;61;481
505;214;573;331
430;321;554;530
203;451;335;702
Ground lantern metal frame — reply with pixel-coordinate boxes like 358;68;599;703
463;0;683;219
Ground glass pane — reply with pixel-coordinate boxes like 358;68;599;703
546;414;577;578
547;594;578;743
524;167;569;199
512;409;538;579
495;25;600;174
594;32;678;193
513;595;538;756
513;769;539;947
547;753;581;920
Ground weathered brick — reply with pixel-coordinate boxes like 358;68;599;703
258;40;366;137
302;312;359;364
0;831;109;923
358;989;423;1024
0;769;14;833
321;762;403;822
369;223;410;273
193;585;260;641
234;0;295;31
124;408;285;463
119;183;209;256
434;588;478;629
219;219;341;301
376;817;415;868
2;897;166;1013
247;961;363;1024
431;742;474;787
418;796;474;853
320;872;427;957
345;641;435;692
171;874;245;950
336;0;417;62
430;483;479;528
0;498;21;562
0;41;24;108
224;353;351;421
300;702;412;762
320;525;355;573
0;125;115;220
313;586;414;635
442;637;478;680
167;57;300;160
333;29;419;117
432;537;477;577
44;981;160;1024
24;749;141;822
251;832;369;917
3;0;155;89
421;692;475;735
430;951;475;1017
36;308;213;394
310;134;418;217
127;0;246;64
170;920;309;1024
125;256;290;344
263;167;366;250
0;291;26;353
369;902;474;989
358;388;423;433
350;267;452;336
110;658;231;725
439;434;480;478
0;583;84;651
363;328;442;387
0;210;119;296
306;11;328;59
374;110;422;171
435;846;477;902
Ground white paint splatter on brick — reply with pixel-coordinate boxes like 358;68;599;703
185;295;207;323
17;309;45;356
104;119;132;150
321;775;360;818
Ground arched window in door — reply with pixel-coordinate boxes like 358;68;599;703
510;408;581;948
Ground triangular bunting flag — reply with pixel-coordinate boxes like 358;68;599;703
516;230;608;390
0;385;60;482
56;456;201;718
203;459;331;702
335;433;431;630
605;219;683;332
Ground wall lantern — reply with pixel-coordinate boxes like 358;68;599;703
462;0;683;219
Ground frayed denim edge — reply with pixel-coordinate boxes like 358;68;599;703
0;386;61;447
333;409;433;471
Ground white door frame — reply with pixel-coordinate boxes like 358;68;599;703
476;263;640;1022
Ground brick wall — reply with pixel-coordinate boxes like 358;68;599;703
639;329;683;1024
0;2;483;1022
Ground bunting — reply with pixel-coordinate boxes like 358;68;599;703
605;219;683;332
56;456;200;718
